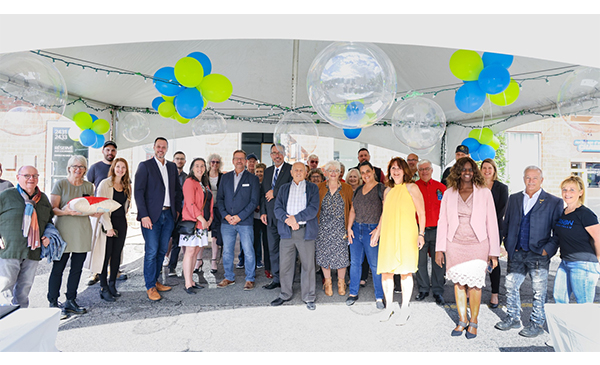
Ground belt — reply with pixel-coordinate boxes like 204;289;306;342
162;206;170;210
298;223;306;228
425;226;437;231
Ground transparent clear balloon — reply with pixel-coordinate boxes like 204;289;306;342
273;112;319;161
307;42;397;129
0;52;68;116
0;106;45;136
192;110;227;145
121;112;150;143
391;97;446;151
557;67;600;134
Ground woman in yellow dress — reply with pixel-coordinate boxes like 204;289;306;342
371;157;425;325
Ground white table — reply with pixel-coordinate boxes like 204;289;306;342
545;303;600;352
0;308;60;352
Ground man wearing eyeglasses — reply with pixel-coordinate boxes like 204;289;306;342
260;144;292;289
407;153;420;182
414;159;447;306
0;166;54;307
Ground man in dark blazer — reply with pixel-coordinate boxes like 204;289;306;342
134;137;182;301
260;144;292;289
216;150;260;290
494;166;563;338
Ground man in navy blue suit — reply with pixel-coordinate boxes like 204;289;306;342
217;150;260;290
494;166;563;338
134;137;183;301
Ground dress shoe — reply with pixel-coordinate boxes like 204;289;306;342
147;287;161;301
359;280;366;288
345;295;358;306
100;287;116;302
192;283;205;289
63;299;87;315
116;271;128;281
262;281;280;290
270;297;288;306
433;294;446;306
396;306;411;326
466;323;478;339
323;278;333;296
155;282;172;292
519;323;544;338
337;278;346;296
243;281;255;290
488;302;499;309
184;286;197;295
108;281;121;297
265;270;273;279
306;301;316;311
451;321;469;336
49;300;68;320
495;317;521;331
217;279;235;288
87;273;99;286
415;292;429;301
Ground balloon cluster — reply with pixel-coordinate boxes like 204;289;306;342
450;50;520;113
460;127;500;161
69;112;110;148
151;52;233;124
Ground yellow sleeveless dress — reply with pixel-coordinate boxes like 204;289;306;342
377;183;418;275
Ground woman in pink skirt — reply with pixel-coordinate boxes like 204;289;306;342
435;157;500;339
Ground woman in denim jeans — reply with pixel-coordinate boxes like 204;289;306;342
346;161;385;309
553;176;600;303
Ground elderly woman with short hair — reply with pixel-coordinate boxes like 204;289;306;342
49;155;101;316
316;160;354;297
345;168;362;191
308;168;325;184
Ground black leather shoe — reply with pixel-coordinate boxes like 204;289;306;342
100;287;116;302
116;271;128;281
108;281;121;297
184;286;197;295
415;292;429;301
270;297;288;306
346;295;359;306
49;300;68;320
63;299;87;315
306;301;316;310
434;294;446;306
263;281;281;290
192;283;205;289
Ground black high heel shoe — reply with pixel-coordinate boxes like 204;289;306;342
210;259;218;274
100;287;116;302
451;321;469;336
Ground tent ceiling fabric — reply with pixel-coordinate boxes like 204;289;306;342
5;38;587;163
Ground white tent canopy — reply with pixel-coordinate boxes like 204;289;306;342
1;15;599;166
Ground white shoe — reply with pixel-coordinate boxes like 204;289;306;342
379;307;395;322
162;256;170;267
396;305;411;326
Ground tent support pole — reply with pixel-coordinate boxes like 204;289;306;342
290;39;300;109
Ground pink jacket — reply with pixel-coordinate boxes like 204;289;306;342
181;179;214;229
435;185;500;256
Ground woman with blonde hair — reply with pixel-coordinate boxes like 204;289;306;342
96;157;131;302
553;175;600;303
345;168;362;191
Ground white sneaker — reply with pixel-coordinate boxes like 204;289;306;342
162;256;170;267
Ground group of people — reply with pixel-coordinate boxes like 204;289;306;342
0;139;598;338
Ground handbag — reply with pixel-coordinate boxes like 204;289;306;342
177;220;196;235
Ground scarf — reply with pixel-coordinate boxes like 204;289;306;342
17;184;42;250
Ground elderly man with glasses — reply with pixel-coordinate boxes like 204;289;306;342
0;166;54;307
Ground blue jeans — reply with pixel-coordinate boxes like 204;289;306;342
349;222;383;299
505;250;550;325
222;224;255;282
141;210;174;290
553;260;600;304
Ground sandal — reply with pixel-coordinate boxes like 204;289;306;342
210;259;218;274
451;321;469;336
466;323;478;339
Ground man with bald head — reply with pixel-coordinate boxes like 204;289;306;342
0;166;54;307
406;153;419;181
270;162;320;310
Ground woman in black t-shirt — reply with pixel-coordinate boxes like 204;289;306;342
553;176;600;304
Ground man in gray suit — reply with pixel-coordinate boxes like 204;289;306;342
494;166;563;338
260;144;292;289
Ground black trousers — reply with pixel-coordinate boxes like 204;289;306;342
100;216;128;287
48;252;87;302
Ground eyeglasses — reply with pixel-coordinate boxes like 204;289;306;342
418;167;432;172
70;165;85;170
19;174;39;180
326;169;340;174
211;161;220;164
309;160;318;164
270;150;283;155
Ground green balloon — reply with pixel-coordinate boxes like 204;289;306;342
489;79;520;106
91;119;110;135
488;136;500;150
162;95;175;102
73;112;93;130
199;74;233;103
449;50;484;81
174;112;190;124
174;57;204;88
478;127;494;145
468;128;482;140
158;101;175;118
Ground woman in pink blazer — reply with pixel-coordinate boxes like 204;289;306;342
435;157;500;339
180;158;214;294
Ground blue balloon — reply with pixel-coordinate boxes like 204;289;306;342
153;67;184;97
90;114;98;122
187;52;212;76
461;137;481;153
343;128;362;139
469;146;481;161
79;129;97;147
478;144;496;160
152;97;165;112
174;87;204;119
92;133;105;149
482;52;514;69
477;65;510;95
346;101;365;121
455;81;486;113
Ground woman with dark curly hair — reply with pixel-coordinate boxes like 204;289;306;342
308;168;325;184
435;157;500;339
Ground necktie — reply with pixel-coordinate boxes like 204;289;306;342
272;167;279;190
